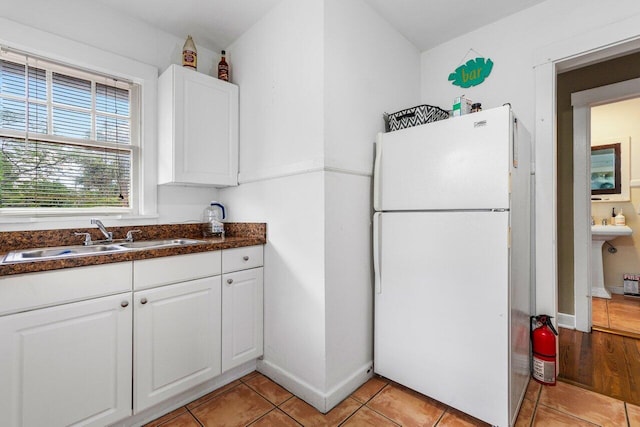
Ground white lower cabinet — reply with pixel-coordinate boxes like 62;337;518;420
0;245;264;425
133;275;222;412
0;292;133;427
222;267;264;372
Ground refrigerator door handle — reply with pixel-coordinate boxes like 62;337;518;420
373;134;382;211
373;212;382;294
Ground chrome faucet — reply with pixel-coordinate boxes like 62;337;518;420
91;218;113;242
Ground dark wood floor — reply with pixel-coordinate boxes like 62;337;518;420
559;327;640;406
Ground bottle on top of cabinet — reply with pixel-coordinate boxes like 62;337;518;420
182;35;197;69
218;50;229;81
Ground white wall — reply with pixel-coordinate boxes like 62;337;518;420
323;0;420;174
220;0;330;405
591;98;640;182
591;98;640;288
1;1;221;229
420;0;640;132
220;0;420;411
419;0;640;319
2;0;219;76
233;0;325;182
220;172;328;391
323;0;419;393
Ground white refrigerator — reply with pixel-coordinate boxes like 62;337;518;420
373;105;532;427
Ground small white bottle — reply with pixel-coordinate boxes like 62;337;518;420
615;209;626;226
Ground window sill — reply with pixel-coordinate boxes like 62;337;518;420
0;213;160;228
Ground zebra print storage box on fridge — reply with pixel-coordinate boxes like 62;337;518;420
385;104;450;132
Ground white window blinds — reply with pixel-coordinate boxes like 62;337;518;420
0;49;134;211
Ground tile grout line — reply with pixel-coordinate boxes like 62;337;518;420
272;407;305;427
238;373;302;426
276;394;295;407
625;402;630;427
358;382;404;426
242;375;294;408
336;401;365;427
361;381;444;427
185;406;205;427
528;382;542;427
186;380;243;411
143;406;191;427
432;408;447;426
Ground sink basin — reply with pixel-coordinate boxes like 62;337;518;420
1;238;205;264
3;244;127;264
591;225;632;241
591;225;633;299
118;238;204;249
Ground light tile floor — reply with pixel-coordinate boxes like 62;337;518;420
145;371;640;426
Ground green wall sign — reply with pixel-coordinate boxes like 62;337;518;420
448;57;494;88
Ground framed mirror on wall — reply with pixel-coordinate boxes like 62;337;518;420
591;143;620;194
591;137;630;202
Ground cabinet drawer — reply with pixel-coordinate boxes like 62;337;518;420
0;263;132;316
133;251;221;290
222;245;263;273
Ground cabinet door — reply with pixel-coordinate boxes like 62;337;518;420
0;293;132;427
222;267;263;372
134;276;221;412
158;64;238;186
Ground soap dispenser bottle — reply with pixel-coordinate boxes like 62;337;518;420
610;207;616;225
615;209;626;226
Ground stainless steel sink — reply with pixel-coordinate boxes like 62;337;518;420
3;244;127;264
117;238;204;249
1;238;205;264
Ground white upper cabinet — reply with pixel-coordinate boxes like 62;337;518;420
158;64;239;186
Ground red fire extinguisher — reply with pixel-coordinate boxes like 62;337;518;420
531;315;558;385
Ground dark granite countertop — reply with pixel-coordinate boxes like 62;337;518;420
0;222;266;277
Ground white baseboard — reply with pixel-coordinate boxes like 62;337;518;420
608;285;624;295
557;312;575;329
325;362;375;410
257;359;373;413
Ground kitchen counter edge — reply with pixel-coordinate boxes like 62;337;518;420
0;223;266;277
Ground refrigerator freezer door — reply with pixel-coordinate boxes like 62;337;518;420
375;105;512;212
374;210;511;426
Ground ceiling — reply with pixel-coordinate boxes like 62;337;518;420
95;0;545;53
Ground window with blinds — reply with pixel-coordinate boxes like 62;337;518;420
0;49;136;212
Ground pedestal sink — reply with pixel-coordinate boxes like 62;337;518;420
591;225;632;299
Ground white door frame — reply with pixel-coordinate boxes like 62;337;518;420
571;79;640;332
533;17;640;330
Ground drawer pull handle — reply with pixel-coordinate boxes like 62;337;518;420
121;301;129;308
227;278;233;285
140;297;148;305
243;256;249;261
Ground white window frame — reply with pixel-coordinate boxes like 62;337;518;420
0;17;158;225
0;50;138;215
